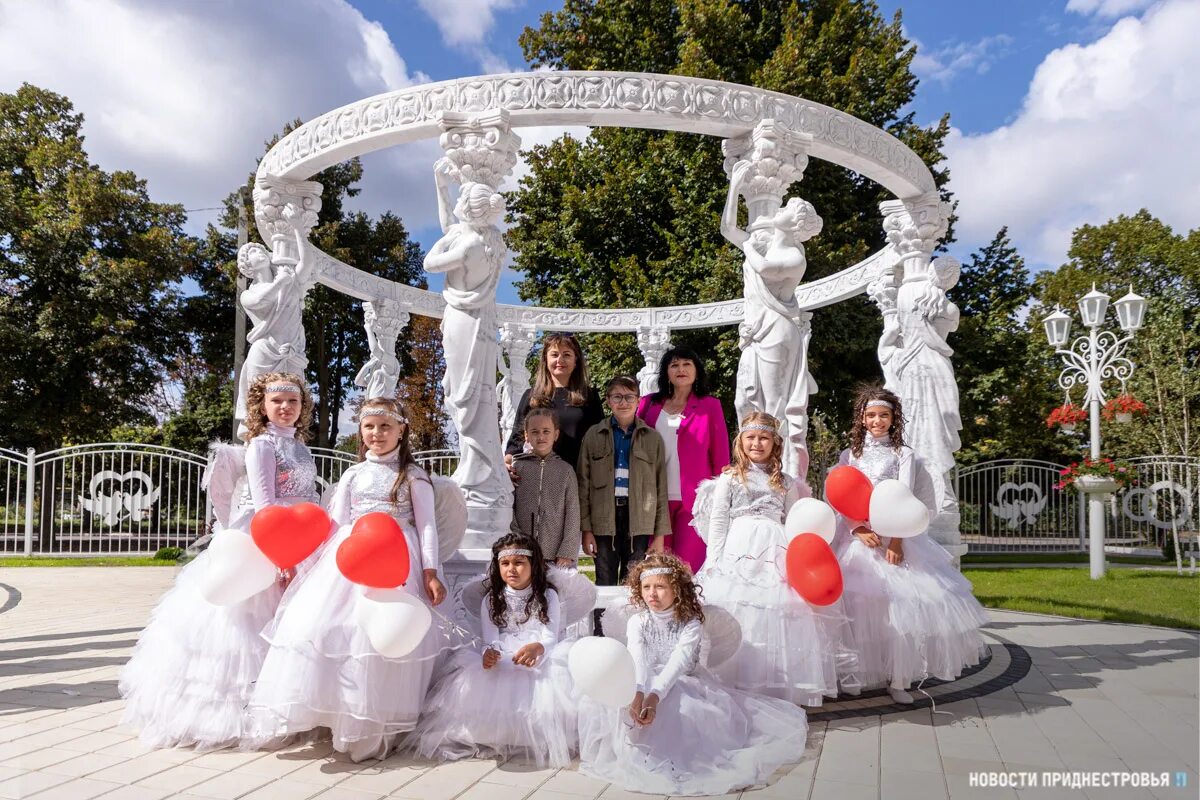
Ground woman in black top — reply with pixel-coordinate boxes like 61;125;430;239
504;332;603;471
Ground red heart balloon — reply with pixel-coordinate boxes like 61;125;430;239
823;465;874;522
786;533;844;606
250;502;331;570
336;512;410;589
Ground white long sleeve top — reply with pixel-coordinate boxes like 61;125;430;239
704;465;800;562
627;607;703;699
242;422;318;510
327;447;440;572
481;585;561;659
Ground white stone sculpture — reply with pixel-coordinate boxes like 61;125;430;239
720;121;821;484
498;322;537;444
875;195;963;555
423;112;520;539
635;326;672;395
355;299;410;400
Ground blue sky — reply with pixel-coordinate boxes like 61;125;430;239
1;0;1194;309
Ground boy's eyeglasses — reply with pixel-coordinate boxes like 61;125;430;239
607;394;638;404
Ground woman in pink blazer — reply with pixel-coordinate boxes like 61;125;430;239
636;347;731;572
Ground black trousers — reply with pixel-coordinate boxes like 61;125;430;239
593;504;650;635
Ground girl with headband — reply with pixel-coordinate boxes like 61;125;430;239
410;533;584;767
692;411;858;706
834;385;987;704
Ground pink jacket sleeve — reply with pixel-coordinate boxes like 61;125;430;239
705;396;731;474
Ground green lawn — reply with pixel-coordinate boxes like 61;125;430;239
0;556;179;567
966;568;1200;630
962;552;1170;566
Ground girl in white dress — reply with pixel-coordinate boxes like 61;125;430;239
244;397;467;761
578;554;810;796
834;385;988;704
120;372;318;750
410;533;585;767
693;411;858;705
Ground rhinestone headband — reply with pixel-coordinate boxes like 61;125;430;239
739;422;778;435
265;384;301;394
498;548;534;559
865;399;893;410
360;408;408;424
642;567;672;577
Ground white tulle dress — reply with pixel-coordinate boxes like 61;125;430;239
835;436;988;690
578;606;809;796
410;584;580;767
243;448;469;761
119;422;318;751
693;466;860;705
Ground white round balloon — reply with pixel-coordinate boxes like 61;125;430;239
568;636;636;708
199;530;278;606
785;497;838;543
868;479;930;539
356;588;432;659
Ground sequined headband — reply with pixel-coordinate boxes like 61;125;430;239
497;548;533;559
360;408;408;424
642;567;672;577
738;423;778;435
865;399;893;410
265;384;301;394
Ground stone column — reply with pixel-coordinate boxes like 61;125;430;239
721;120;820;485
235;176;324;435
426;110;521;555
635;325;672;396
876;192;965;558
498;322;537;445
355;299;410;401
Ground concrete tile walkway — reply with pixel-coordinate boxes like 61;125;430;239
0;567;1196;799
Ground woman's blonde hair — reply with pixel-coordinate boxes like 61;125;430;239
530;333;589;408
626;553;705;625
356;397;429;503
243;372;313;442
725;411;787;493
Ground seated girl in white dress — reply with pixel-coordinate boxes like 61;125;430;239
120;372;318;751
244;397;468;761
834;385;989;704
410;533;593;767
577;553;810;796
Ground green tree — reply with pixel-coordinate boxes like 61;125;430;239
1032;211;1198;459
511;0;951;435
0;84;194;449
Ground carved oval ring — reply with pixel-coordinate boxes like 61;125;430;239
260;71;934;332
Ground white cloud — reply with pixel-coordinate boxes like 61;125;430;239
1066;0;1158;17
414;0;519;47
0;0;437;232
944;0;1199;267
907;28;1014;86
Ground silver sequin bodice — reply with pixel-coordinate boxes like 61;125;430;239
851;436;900;484
272;433;318;499
727;467;791;523
637;611;701;678
347;460;416;529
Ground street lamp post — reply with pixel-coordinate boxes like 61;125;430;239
1042;286;1147;579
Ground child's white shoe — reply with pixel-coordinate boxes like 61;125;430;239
888;687;914;704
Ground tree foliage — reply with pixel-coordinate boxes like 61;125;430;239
0;84;194;449
510;0;951;440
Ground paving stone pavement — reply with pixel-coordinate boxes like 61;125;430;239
0;567;1196;799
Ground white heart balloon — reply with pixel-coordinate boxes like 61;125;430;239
199;530;277;606
356;588;432;659
568;636;636;708
868;479;930;539
785;497;838;543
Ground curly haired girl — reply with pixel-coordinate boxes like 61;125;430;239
578;549;811;796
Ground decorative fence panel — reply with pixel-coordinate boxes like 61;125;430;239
956;460;1085;553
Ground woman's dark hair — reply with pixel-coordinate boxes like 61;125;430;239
485;532;555;630
849;384;906;457
530;332;590;408
651;346;710;402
